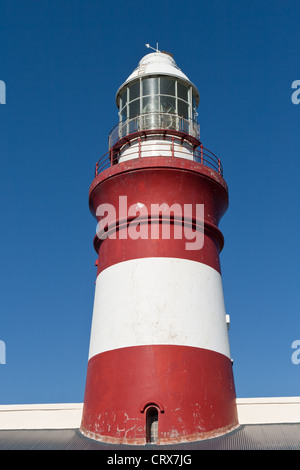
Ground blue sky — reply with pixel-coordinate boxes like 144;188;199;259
0;0;299;404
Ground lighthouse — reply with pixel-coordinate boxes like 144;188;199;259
80;48;239;445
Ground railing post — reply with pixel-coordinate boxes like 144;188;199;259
138;137;141;158
110;149;113;167
218;158;221;174
200;144;203;164
95;162;98;177
171;137;175;158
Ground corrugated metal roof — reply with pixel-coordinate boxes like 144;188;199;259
0;424;300;450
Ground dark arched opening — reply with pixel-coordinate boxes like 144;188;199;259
146;406;159;444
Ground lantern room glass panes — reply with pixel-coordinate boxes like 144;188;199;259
160;96;175;114
192;93;197;121
142;77;159;96
120;106;127;122
118;76;198;136
129;81;140;101
177;81;188;101
142;95;160;113
120;89;127;113
129;99;140;118
178;99;189;119
160;77;175;96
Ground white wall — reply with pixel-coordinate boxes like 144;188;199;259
0;398;300;430
0;403;83;430
236;397;300;424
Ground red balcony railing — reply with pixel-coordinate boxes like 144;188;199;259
94;135;223;177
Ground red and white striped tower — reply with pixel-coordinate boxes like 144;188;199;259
80;49;239;445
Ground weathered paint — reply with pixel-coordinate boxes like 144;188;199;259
88;257;231;360
80;345;238;445
90;157;228;276
80;152;238;444
81;47;240;444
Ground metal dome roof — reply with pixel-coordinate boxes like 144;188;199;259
116;51;200;107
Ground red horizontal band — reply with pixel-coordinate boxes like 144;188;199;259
81;345;238;445
89;160;228;276
89;159;228;228
94;228;222;275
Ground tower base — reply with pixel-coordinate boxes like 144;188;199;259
80;345;239;446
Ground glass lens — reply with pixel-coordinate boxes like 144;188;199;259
160;78;175;96
177;81;188;101
129;99;140;118
129;81;140;101
178;99;189;118
160;96;175;113
142;95;159;113
120;89;127;108
121;106;127;121
142;77;159;96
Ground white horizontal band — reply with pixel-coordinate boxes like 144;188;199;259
88;257;231;360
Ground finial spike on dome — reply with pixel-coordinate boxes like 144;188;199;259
145;42;160;53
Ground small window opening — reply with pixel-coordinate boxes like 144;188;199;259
146;406;159;444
